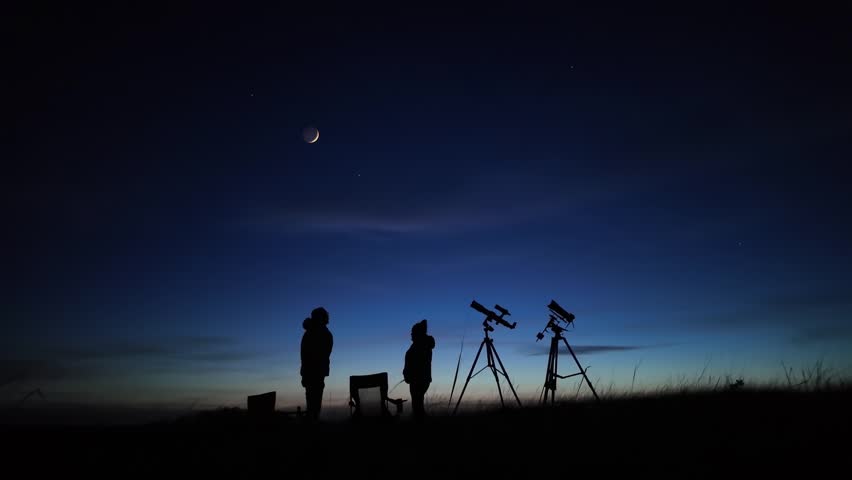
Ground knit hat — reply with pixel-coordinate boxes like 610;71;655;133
411;319;427;336
311;307;329;325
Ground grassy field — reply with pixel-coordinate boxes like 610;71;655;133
4;385;850;475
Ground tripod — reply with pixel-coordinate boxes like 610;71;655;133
541;326;600;404
452;321;522;415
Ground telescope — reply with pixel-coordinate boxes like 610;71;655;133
451;300;522;413
548;300;575;324
536;300;575;341
537;299;601;403
470;300;516;329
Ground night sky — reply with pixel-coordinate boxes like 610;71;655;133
4;4;851;411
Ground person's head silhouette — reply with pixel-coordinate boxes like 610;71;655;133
311;306;329;325
411;319;427;340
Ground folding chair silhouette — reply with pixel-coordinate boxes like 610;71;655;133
247;391;276;416
348;372;406;418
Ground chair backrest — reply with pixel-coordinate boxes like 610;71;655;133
349;372;404;417
247;391;276;415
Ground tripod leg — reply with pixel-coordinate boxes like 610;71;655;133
541;345;552;404
542;338;556;405
453;338;487;415
490;340;523;407
562;337;600;401
486;340;506;407
552;340;558;404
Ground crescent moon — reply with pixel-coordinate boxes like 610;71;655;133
307;128;320;144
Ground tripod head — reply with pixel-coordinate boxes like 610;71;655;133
470;300;517;331
535;300;575;341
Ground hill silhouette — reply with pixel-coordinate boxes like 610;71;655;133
3;387;849;475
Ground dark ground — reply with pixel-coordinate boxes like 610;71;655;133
3;389;849;476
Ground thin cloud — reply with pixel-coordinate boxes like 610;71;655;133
0;358;100;387
243;162;686;238
525;344;663;356
53;336;250;362
250;199;556;236
766;290;852;312
791;325;852;346
56;343;171;360
627;288;852;337
1;336;268;388
715;289;852;328
240;168;610;237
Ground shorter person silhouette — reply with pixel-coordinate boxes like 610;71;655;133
300;306;333;421
403;319;435;420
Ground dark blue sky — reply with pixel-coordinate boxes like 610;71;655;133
4;3;851;409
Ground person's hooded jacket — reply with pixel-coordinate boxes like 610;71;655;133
404;320;435;385
301;315;333;378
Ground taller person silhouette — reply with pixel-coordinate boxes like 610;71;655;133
301;306;333;421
